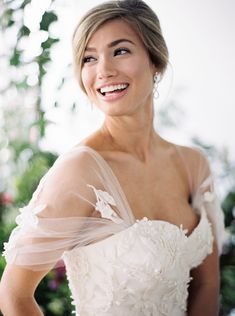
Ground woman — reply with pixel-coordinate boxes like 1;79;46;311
0;1;225;315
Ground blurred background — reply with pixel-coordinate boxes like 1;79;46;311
0;0;234;315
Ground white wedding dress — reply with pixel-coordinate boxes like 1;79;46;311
3;145;225;316
64;208;212;316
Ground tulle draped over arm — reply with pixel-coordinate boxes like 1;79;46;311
3;146;134;271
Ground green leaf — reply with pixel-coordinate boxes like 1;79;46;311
18;25;30;38
222;192;235;227
20;0;31;9
41;37;59;50
31;115;53;139
40;11;58;32
37;50;51;65
57;77;65;90
9;48;21;66
0;8;14;29
14;77;29;90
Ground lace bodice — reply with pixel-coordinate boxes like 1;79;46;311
3;145;225;316
64;208;213;316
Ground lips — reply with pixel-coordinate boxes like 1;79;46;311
95;83;129;102
97;83;129;96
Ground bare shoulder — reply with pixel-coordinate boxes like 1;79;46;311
173;143;209;167
174;143;203;158
173;143;212;188
57;141;100;172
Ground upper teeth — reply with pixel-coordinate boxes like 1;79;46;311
100;84;128;94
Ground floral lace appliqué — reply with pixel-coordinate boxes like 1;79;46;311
3;204;46;258
87;184;123;224
203;191;215;202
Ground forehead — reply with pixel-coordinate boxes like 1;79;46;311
86;19;142;47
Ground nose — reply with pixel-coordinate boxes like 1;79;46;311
97;57;117;80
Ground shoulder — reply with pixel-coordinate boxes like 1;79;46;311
174;143;203;158
36;146;99;199
52;145;97;174
173;144;212;192
31;146;100;218
174;144;209;169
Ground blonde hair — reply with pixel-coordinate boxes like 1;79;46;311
72;0;169;93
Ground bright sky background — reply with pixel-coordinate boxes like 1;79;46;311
37;0;235;159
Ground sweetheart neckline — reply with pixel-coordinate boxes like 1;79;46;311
68;210;207;253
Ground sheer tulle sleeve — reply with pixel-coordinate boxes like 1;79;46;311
3;146;134;271
176;146;226;254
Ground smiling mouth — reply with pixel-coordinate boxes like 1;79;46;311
98;83;129;96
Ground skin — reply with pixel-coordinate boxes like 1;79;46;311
0;19;219;315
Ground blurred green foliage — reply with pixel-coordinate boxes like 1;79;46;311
0;0;73;314
220;192;235;315
192;139;235;315
0;150;73;316
15;151;57;205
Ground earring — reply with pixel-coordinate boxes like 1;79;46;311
153;73;160;84
153;73;160;99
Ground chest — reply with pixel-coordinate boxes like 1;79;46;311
106;154;198;232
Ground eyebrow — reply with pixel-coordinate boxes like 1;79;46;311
85;38;135;52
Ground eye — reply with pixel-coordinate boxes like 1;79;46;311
83;56;96;64
114;48;130;56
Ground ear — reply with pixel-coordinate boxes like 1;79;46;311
151;63;158;76
154;65;159;74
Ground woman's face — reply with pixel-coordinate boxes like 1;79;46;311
81;19;156;116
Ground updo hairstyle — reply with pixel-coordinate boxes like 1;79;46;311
72;0;169;93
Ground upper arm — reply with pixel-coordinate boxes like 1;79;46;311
188;240;220;315
190;239;220;288
0;264;49;301
2;150;98;273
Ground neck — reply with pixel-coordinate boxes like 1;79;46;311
100;104;160;162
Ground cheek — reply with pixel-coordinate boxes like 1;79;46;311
124;58;142;78
127;56;154;83
81;68;93;94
